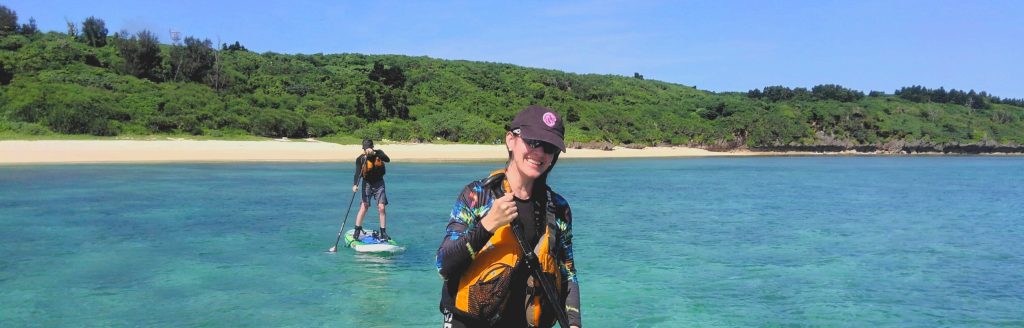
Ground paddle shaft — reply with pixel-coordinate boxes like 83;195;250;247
510;220;571;328
330;158;366;251
484;173;571;327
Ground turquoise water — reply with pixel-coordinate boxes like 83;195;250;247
2;157;1022;327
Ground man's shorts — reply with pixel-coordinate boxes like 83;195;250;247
361;180;388;206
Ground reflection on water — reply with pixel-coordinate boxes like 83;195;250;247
353;252;399;269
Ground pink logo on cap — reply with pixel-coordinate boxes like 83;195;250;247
542;112;557;127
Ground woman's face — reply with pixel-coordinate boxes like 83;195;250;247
506;131;556;180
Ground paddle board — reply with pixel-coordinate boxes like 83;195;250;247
344;229;404;253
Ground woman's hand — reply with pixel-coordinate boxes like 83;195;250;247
481;192;517;232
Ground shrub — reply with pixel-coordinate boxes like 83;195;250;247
354;119;417;141
0;121;52;135
43;104;114;135
305;114;338;137
250;109;306;138
417;110;502;143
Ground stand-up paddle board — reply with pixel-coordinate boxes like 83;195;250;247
344;229;404;253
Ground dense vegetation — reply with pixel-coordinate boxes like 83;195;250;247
2;6;1023;153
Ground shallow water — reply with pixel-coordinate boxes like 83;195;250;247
2;157;1022;327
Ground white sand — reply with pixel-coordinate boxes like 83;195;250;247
0;139;758;164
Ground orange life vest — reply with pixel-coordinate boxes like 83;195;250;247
361;155;385;180
453;169;563;327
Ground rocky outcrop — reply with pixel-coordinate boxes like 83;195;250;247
568;141;615;151
749;132;1024;154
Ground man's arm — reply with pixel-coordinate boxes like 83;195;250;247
375;149;390;162
353;155;364;186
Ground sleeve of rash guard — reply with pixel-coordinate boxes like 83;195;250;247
435;181;495;279
557;197;582;327
352;155;363;185
375;149;390;162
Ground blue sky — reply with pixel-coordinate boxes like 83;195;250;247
7;0;1024;98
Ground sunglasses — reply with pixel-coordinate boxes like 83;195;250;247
520;137;559;154
511;129;559;154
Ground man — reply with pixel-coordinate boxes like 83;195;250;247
352;138;391;241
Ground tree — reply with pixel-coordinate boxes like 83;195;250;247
81;16;108;47
250;110;306;138
948;89;966;105
380;89;409;119
811;84;864;102
565;107;580;122
762;86;795;102
169;36;215;83
0;5;17;36
792;87;811;100
222;41;247;52
966;90;978;109
1;27;1021;148
115;29;163;81
368;61;390;84
363;62;409;120
66;18;78;36
932;87;948;103
0;62;12;85
368;62;407;88
20;17;38;35
967;90;989;110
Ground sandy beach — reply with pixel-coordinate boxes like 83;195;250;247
0;139;759;164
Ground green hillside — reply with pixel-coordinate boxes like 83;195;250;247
2;8;1023;153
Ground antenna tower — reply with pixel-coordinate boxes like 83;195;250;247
170;29;182;81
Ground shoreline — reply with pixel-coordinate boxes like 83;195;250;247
1;139;1019;165
0;139;758;165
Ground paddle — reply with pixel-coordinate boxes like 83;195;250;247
509;219;571;328
483;172;571;327
328;155;366;253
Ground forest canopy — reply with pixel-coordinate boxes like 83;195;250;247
2;6;1022;152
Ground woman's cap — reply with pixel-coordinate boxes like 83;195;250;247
510;105;566;152
362;138;374;149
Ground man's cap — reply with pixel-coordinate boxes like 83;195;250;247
509;105;565;152
362;138;374;149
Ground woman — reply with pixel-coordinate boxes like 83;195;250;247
436;105;581;328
